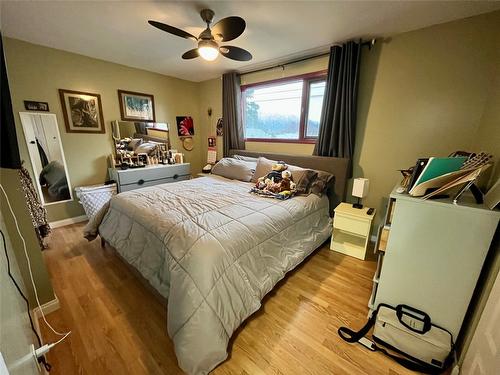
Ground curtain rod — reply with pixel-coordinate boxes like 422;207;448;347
239;39;376;76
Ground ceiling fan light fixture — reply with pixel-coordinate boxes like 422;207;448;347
198;40;219;61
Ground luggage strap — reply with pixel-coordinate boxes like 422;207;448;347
338;307;450;375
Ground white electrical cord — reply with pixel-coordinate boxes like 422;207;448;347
33;331;71;358
0;184;71;340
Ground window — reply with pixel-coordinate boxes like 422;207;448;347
242;72;326;143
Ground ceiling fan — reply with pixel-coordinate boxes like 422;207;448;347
148;9;252;62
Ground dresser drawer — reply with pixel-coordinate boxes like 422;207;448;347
334;214;371;236
120;175;190;192
117;164;190;185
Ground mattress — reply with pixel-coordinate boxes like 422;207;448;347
96;175;332;374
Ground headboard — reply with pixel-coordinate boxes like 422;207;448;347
228;149;350;213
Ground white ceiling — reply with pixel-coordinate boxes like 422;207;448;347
2;1;499;82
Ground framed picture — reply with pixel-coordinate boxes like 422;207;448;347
208;136;216;148
216;118;223;136
176;116;195;137
118;90;155;122
24;100;49;112
59;89;105;133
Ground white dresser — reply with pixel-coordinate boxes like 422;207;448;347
370;187;499;340
109;163;191;192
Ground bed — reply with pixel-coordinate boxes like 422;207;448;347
88;150;349;374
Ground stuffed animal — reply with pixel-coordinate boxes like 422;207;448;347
278;170;296;192
256;161;288;189
259;169;297;194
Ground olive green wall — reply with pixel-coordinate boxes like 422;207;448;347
4;37;203;222
199;78;224;164
198;11;500;229
473;46;500;189
356;10;499;226
0;168;54;305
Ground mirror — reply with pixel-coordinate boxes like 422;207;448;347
19;112;72;205
111;120;170;141
111;121;175;167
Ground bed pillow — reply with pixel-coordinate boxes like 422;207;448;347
252;157;276;183
211;158;256;182
233;154;259;162
253;157;318;194
292;169;319;195
127;138;143;151
310;170;335;196
134;142;159;155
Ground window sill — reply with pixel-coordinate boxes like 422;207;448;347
245;138;317;144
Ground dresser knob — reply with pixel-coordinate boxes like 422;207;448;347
173;174;179;179
138;179;145;185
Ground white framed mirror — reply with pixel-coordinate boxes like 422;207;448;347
19;112;73;205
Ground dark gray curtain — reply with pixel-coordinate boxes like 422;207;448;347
222;72;245;157
313;41;361;177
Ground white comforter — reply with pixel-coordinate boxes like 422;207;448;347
96;175;331;374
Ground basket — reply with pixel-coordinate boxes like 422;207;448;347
75;183;117;219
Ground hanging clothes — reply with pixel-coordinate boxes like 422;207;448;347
36;138;49;168
18;166;51;249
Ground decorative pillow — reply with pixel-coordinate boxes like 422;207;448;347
310;171;335;196
293;169;319;195
134;142;158;155
233;154;259;162
253;157;318;193
252;157;276;183
211;158;256;182
127;138;143;151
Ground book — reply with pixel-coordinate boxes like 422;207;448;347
421;164;490;200
406;158;429;193
409;157;467;196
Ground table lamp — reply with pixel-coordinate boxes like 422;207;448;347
352;178;369;209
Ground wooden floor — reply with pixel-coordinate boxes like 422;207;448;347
40;223;417;375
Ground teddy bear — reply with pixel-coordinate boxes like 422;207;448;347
255;161;288;190
278;170;296;193
259;168;297;194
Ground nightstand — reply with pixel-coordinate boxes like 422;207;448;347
330;203;375;260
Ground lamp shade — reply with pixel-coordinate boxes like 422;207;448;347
352;178;369;198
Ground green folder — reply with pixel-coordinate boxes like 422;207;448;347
412;157;467;186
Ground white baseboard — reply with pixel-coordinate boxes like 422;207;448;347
32;295;60;323
50;215;87;228
31;294;60;347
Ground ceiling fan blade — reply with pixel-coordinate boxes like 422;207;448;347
211;16;246;42
148;20;197;41
182;49;199;60
219;46;252;61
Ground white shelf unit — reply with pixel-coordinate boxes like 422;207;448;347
369;187;499;340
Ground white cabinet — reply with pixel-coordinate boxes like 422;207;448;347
330;203;375;260
371;187;499;340
109;163;191;192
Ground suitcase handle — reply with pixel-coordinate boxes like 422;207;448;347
396;304;431;334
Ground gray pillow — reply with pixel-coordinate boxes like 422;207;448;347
253;157;314;187
128;138;143;151
252;157;276;183
293;169;319;195
310;171;335;196
211;158;256;182
233;154;259;162
135;142;158;155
